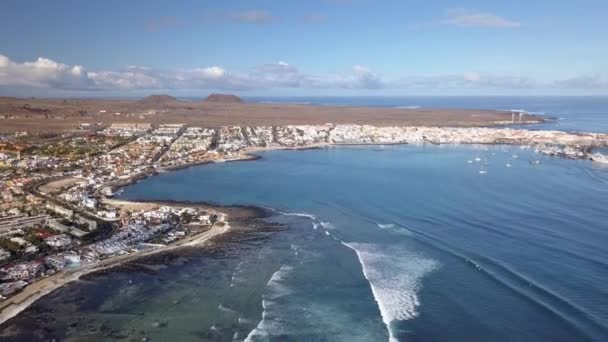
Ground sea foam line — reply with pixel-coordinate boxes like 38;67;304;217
342;242;439;342
244;264;294;342
320;221;336;229
266;207;317;220
230;261;246;288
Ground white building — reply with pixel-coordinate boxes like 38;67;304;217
45;234;72;248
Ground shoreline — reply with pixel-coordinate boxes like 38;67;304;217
0;197;266;327
3;125;607;326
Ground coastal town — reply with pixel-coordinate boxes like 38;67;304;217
1;116;608;322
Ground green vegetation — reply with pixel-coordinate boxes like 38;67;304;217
0;238;21;254
27;135;131;158
180;211;193;224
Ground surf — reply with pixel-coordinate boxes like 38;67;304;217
342;242;439;342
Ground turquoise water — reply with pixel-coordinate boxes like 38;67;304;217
113;145;608;341
3;96;608;341
3;145;608;341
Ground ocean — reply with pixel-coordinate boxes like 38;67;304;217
2;97;608;341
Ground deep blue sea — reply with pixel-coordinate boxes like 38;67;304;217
3;97;608;342
116;145;608;342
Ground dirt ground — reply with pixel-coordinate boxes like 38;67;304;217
0;97;534;133
37;177;86;194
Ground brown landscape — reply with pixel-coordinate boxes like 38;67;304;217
0;94;534;133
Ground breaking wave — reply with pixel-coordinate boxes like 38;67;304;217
320;221;336;230
342;242;439;342
244;265;294;341
267;207;317;221
230;261;246;288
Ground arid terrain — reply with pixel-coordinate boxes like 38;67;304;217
0;94;536;133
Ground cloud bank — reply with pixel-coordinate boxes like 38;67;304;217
0;54;606;94
0;55;93;89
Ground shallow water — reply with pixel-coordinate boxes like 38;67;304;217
3;144;608;341
119;146;608;340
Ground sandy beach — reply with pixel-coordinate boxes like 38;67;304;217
5;124;606;327
0;143;278;327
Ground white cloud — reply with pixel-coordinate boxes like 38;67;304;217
1;54;606;94
553;75;608;89
334;65;384;89
249;61;315;88
88;70;163;90
442;9;521;28
392;73;537;90
0;54;93;89
0;55;9;67
464;72;481;82
192;66;226;79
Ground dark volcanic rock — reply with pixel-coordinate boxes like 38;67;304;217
137;94;178;106
203;93;243;104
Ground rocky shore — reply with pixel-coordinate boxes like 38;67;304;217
0;204;277;342
2;122;607;337
0;200;247;328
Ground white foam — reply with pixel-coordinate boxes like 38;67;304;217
377;223;395;229
342;242;439;342
230;261;246;288
245;265;294;341
261;207;317;220
238;317;255;325
279;210;317;220
290;244;299;257
218;303;238;315
320;221;336;229
291;212;317;220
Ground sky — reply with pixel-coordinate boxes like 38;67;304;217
0;0;607;97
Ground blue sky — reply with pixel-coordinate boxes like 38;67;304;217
1;0;607;96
